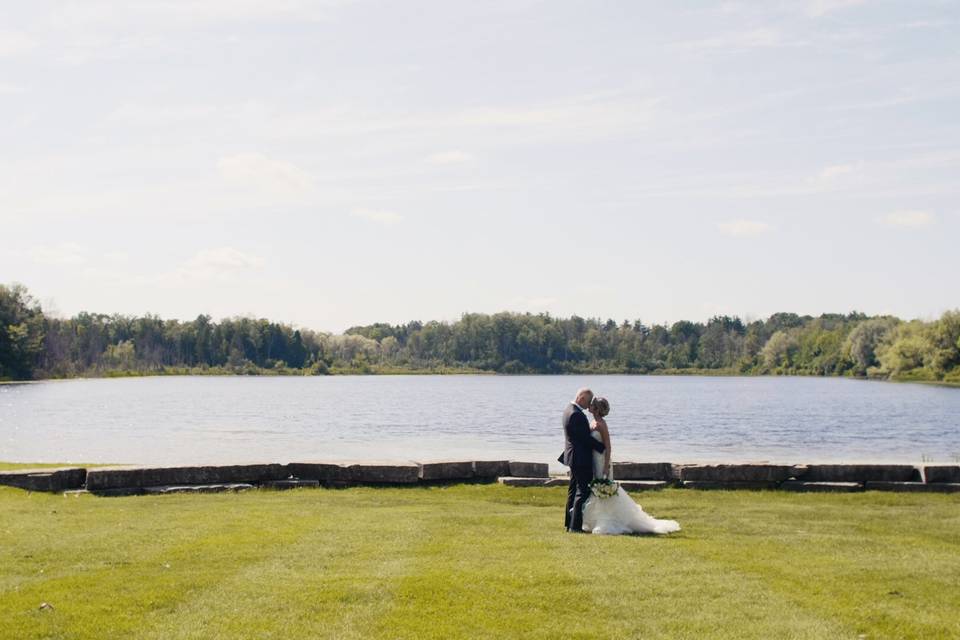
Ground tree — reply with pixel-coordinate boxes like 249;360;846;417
843;317;899;374
0;283;46;380
926;310;960;377
875;322;929;376
761;330;798;371
287;330;307;368
103;340;136;370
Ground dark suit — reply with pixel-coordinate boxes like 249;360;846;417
558;402;605;531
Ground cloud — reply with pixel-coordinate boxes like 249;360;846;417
818;163;859;180
110;102;217;125
217;152;314;197
880;211;934;228
350;208;402;225
0;31;36;57
510;296;558;312
674;28;785;51
104;251;130;262
803;162;863;190
29;242;88;265
427;151;473;165
174;247;266;281
260;95;660;145
806;0;867;18
450;98;661;135
50;0;347;30
718;219;773;237
185;246;265;270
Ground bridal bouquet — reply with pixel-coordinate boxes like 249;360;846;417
589;477;619;499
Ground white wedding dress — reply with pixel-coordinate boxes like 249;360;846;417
581;430;681;535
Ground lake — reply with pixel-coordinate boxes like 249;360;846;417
1;375;958;469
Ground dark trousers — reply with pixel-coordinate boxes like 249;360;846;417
565;468;592;531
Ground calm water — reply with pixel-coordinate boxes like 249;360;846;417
1;375;958;469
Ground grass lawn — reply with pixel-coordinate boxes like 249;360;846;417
0;463;112;471
1;484;958;640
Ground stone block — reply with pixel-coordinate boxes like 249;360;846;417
85;464;287;490
0;467;87;492
507;461;549;478
498;477;551;487
89;487;146;497
781;481;863;493
260;479;320;490
142;483;253;495
619;480;668;492
612;462;677;481
347;463;419;484
680;464;802;483
681;481;779;490
417;461;475;481
286;463;350;483
923;466;960;484
799;465;920;483
865;481;960;493
472;460;511;478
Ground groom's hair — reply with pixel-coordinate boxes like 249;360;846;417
576;387;594;404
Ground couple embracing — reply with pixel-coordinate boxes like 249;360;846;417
560;388;681;536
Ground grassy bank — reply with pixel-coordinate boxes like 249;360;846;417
2;484;958;639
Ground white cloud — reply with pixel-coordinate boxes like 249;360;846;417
217;152;314;197
452;99;659;133
427;151;473;165
185;246;265;270
807;0;867;18
104;251;130;263
79;265;145;285
50;0;346;30
510;296;558;311
110;102;217;125
175;247;266;281
350;208;402;225
29;242;88;265
818;163;858;180
718;219;773;237
0;31;36;57
258;96;660;144
803;162;863;191
675;29;785;51
880;211;934;228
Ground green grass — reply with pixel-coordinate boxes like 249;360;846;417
0;463;118;471
1;484;958;640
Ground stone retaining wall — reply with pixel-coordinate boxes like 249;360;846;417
0;467;86;492
2;461;958;495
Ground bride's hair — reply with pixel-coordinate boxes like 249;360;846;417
590;396;610;418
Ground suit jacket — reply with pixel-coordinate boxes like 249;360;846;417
558;402;605;471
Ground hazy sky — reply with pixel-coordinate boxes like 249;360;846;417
2;1;957;332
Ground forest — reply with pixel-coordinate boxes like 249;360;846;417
2;283;959;384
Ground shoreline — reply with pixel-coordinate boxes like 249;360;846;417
3;459;958;495
4;370;959;388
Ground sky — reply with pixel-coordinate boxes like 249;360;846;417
1;0;958;333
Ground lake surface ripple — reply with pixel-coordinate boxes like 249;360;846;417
1;375;958;468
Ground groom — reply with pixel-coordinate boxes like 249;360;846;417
558;387;605;533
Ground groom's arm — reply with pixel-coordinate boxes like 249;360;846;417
571;412;605;453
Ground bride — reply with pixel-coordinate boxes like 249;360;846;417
581;397;681;535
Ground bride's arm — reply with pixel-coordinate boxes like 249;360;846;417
597;418;612;476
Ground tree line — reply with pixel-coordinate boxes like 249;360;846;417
2;283;958;384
